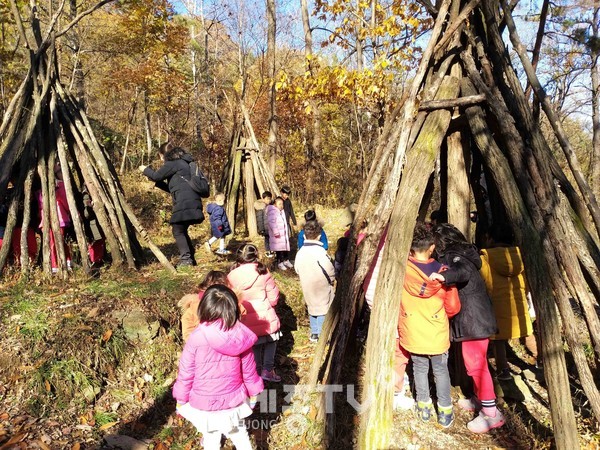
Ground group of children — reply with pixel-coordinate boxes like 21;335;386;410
173;191;538;446
174;243;284;449
364;221;537;434
205;187;299;271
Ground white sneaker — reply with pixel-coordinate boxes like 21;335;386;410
283;260;293;269
204;242;212;253
393;393;415;410
278;262;288;271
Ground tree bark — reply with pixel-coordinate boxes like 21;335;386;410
591;1;600;200
359;73;459;449
244;153;258;237
462;44;579;446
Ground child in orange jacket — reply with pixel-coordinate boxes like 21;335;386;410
399;224;460;428
178;271;229;342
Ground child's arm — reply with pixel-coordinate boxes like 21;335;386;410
443;285;461;318
430;258;473;285
240;347;264;397
172;342;197;405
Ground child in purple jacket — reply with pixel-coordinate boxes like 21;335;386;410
173;285;263;449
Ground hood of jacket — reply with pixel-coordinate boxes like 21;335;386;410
404;259;444;298
254;200;266;210
441;244;482;270
201;319;257;356
481;247;524;278
206;202;217;214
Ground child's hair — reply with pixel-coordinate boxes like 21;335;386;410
198;270;228;291
304;210;317;221
215;193;225;206
232;244;268;275
281;186;291;195
430;209;447;224
411;223;434;253
262;191;272;200
432;223;469;255
198;284;240;330
303;220;322;240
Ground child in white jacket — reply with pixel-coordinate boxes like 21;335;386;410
294;220;335;342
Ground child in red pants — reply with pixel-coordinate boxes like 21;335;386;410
430;223;504;433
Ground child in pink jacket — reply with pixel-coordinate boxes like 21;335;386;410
267;197;292;271
172;285;263;450
37;169;72;272
228;244;282;382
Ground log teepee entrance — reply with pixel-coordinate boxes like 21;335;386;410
220;101;280;237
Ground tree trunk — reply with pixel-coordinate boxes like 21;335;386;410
266;0;278;174
591;1;600;199
244;154;258;237
500;0;600;238
301;0;321;203
446;62;470;238
143;89;152;163
462;42;579;445
359;73;459;450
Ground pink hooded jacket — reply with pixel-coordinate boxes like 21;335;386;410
266;205;290;251
228;263;280;336
172;319;263;411
37;180;72;228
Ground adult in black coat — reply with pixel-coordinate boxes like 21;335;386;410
140;145;204;267
430;223;504;433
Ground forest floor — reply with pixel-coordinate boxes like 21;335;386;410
0;188;599;449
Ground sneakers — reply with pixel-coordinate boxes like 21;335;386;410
261;369;281;382
467;410;505;433
283;260;293;269
278;262;288;271
496;368;512;381
204;242;212;253
215;249;231;256
393;393;415;410
457;396;482;412
415;400;433;422
265;251;276;258
437;406;454;428
309;334;319;342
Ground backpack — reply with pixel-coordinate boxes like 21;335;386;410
183;161;210;198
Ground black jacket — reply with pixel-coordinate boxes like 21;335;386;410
283;197;296;226
143;153;204;225
439;244;497;342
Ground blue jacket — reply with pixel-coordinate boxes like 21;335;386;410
207;203;232;238
298;229;328;250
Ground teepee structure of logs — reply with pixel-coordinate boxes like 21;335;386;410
305;1;600;449
220;100;280;236
0;0;175;277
